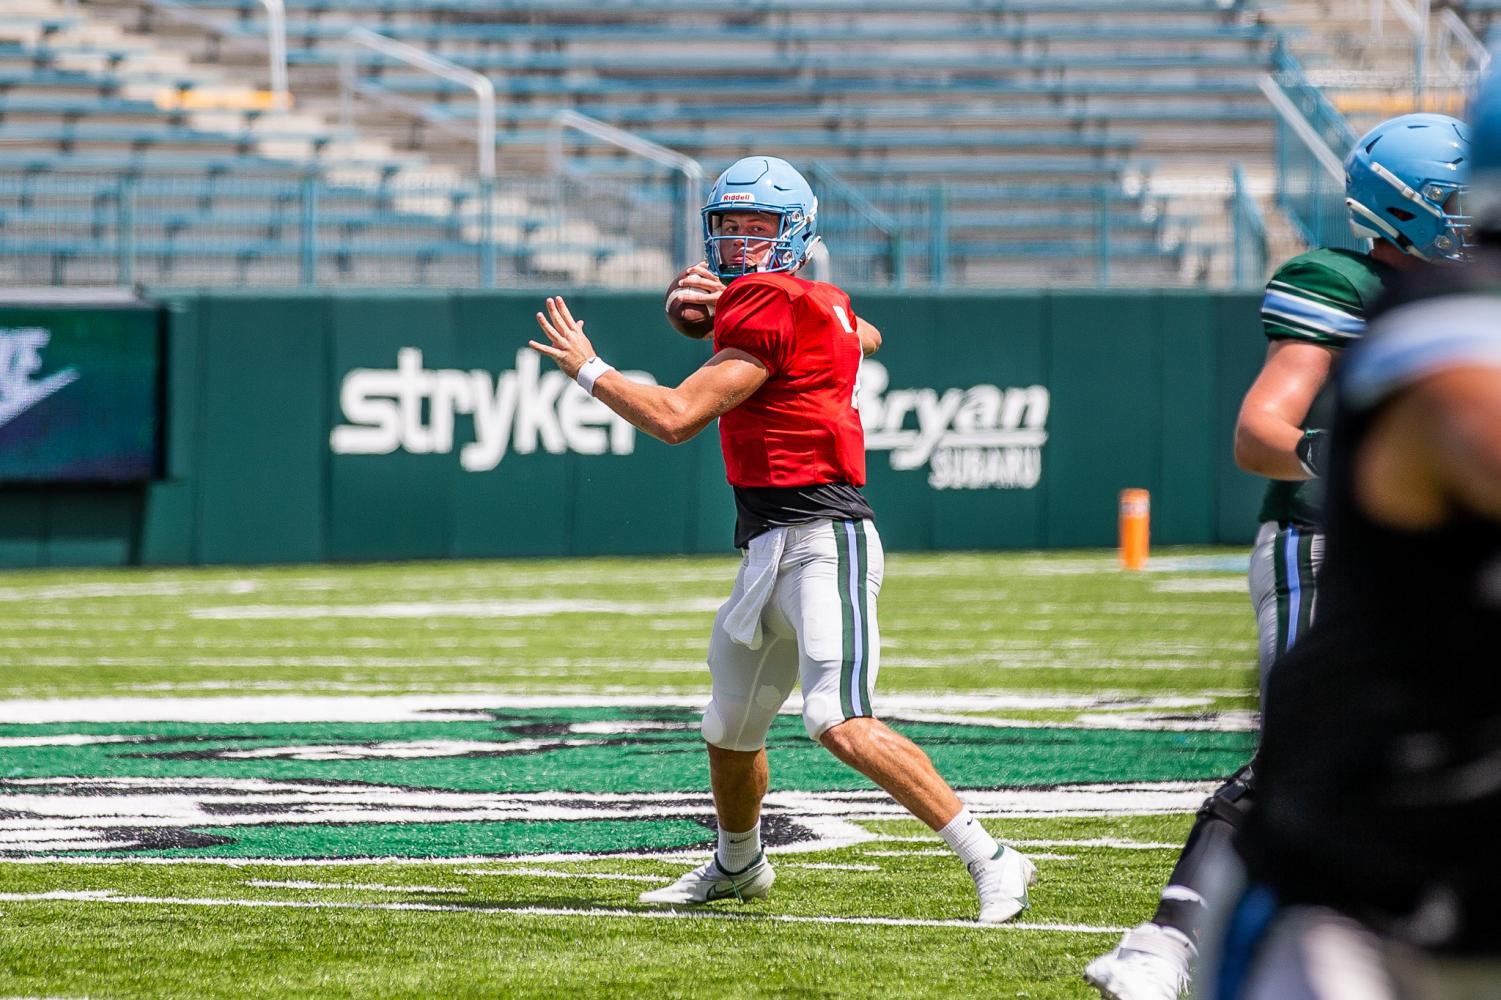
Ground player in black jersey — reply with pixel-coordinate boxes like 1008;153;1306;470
1198;71;1501;999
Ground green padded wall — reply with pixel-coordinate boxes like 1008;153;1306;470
0;288;1267;567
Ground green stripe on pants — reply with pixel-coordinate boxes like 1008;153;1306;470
1293;528;1317;648
852;520;872;717
836;522;855;720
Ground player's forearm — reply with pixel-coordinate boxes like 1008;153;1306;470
1233;409;1314;480
591;373;706;445
857;317;881;356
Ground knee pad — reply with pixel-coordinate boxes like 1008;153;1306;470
1196;760;1257;829
701;694;778;752
801;691;852;743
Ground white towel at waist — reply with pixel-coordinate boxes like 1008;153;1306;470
722;526;788;650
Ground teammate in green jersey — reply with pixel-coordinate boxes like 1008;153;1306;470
1200;69;1501;999
1085;113;1471;1000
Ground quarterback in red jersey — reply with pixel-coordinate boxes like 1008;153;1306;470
530;156;1034;921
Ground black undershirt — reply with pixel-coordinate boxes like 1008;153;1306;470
732;483;873;548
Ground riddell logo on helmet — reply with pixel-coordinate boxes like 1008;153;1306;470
719;193;757;202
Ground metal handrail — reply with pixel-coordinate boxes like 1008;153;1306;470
1230;165;1268;287
1370;0;1489;99
258;0;288;110
1371;0;1424;37
132;0;290;108
1436;9;1492;77
341;27;495;179
1258;75;1345;183
547;109;702;262
808;162;905;286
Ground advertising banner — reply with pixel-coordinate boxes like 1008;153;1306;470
0;304;160;482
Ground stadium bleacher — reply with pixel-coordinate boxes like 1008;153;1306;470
0;0;1293;288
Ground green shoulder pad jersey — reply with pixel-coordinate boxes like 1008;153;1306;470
1256;246;1399;527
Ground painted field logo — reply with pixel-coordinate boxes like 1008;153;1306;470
858;361;1048;491
0;703;1252;861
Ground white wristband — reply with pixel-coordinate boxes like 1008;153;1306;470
575;356;615;396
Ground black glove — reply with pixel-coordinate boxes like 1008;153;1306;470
1295;428;1329;478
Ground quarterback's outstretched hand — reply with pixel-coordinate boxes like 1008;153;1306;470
530;296;596;379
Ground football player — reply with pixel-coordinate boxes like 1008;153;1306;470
1199;66;1501;999
1086;115;1471;1000
529;156;1036;922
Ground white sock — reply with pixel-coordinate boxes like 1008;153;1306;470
717;820;762;873
938;807;1001;868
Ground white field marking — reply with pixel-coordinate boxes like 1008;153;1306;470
0;781;1215;863
885;710;1256;735
1014;558;1119;576
0;692;1215;724
0;853;713;867
453;868;661;883
244;880;466;894
862;850;951;858
0;580;261;602
883;709;1254;735
872;835;941;843
782;863;881;872
1073;710;1258;733
0;735;140;748
1150;579;1247;594
565;721;689;734
201;739;600;761
886;659;1237;672
1144;555;1251;573
190;598;723;621
1008;838;1183;851
13;658;502;669
0;890;1125;934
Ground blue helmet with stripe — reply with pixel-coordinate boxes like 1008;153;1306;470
1472;56;1501;240
1345;113;1471;261
702;156;821;281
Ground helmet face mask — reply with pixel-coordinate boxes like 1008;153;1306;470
702;156;821;280
1345;113;1472;262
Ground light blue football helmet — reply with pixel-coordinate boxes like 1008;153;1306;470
702;156;821;281
1471;58;1501;238
1345;113;1471;261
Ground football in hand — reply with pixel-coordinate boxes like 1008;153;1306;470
665;266;716;339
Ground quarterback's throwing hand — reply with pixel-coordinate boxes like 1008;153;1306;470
530;296;596;379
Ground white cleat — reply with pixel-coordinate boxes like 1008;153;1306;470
970;845;1038;924
1083;922;1196;1000
637;853;775;905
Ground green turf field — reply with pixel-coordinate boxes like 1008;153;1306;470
0;548;1258;999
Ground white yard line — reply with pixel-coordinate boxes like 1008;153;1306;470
0;853;722;867
862;850;951;858
782;863;881;872
1009;838;1183;851
453;868;661;883
189;599;723;621
0;890;1124;934
244;880;466;894
0;692;1221;724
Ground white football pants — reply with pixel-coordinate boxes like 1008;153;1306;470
701;517;884;752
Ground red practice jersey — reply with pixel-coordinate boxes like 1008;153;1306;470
712;272;866;488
